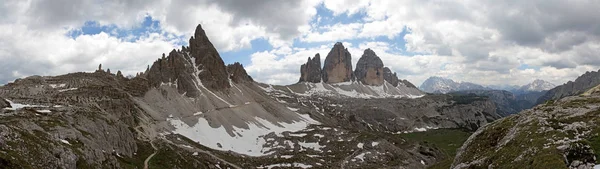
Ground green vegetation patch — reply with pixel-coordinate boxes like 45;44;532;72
399;129;472;169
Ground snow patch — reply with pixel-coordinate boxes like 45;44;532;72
354;152;367;161
259;163;313;169
357;143;364;149
49;84;66;88
58;88;78;92
371;142;379;147
60;139;71;145
3;99;47;110
36;109;51;113
168;114;318;156
289;133;307;137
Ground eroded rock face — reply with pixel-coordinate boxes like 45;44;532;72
226;62;253;83
189;24;230;91
322;42;354;83
355;49;384;86
299;54;322;83
383;67;399;87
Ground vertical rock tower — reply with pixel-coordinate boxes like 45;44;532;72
322;42;354;83
299;54;322;83
354;49;384;86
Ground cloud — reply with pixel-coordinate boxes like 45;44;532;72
0;23;176;84
1;0;600;88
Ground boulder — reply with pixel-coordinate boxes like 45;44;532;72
322;42;354;83
227;62;253;83
354;49;384;86
298;54;322;83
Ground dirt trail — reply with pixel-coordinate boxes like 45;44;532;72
143;141;158;169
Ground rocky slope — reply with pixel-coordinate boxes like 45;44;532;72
451;90;541;117
420;76;489;94
0;24;504;169
451;87;600;169
537;69;600;104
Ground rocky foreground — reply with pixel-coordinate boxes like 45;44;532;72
452;87;600;169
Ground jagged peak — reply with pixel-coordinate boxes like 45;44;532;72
227;62;253;83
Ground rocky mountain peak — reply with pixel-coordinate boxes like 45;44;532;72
226;62;253;83
322;42;354;83
188;24;230;91
420;76;489;93
519;79;555;92
146;24;234;97
355;48;384;86
299;53;322;83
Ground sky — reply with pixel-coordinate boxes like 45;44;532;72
1;0;599;87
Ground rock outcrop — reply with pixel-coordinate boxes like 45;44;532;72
298;54;322;83
226;62;253;83
383;67;400;87
354;49;384;86
322;42;354;83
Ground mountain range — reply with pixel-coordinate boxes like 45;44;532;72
419;76;556;94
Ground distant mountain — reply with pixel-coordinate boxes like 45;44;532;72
487;84;520;92
451;90;540;117
518;79;555;92
419;76;489;94
537;69;600;104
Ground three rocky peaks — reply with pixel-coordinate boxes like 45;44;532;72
299;42;415;88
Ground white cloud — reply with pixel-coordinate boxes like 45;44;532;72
0;23;176;83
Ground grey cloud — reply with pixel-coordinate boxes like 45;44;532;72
484;0;600;51
545;60;577;69
210;0;312;40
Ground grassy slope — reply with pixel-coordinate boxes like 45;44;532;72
399;129;472;169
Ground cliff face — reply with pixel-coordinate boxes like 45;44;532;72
322;42;354;83
354;49;384;86
298;54;322;83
